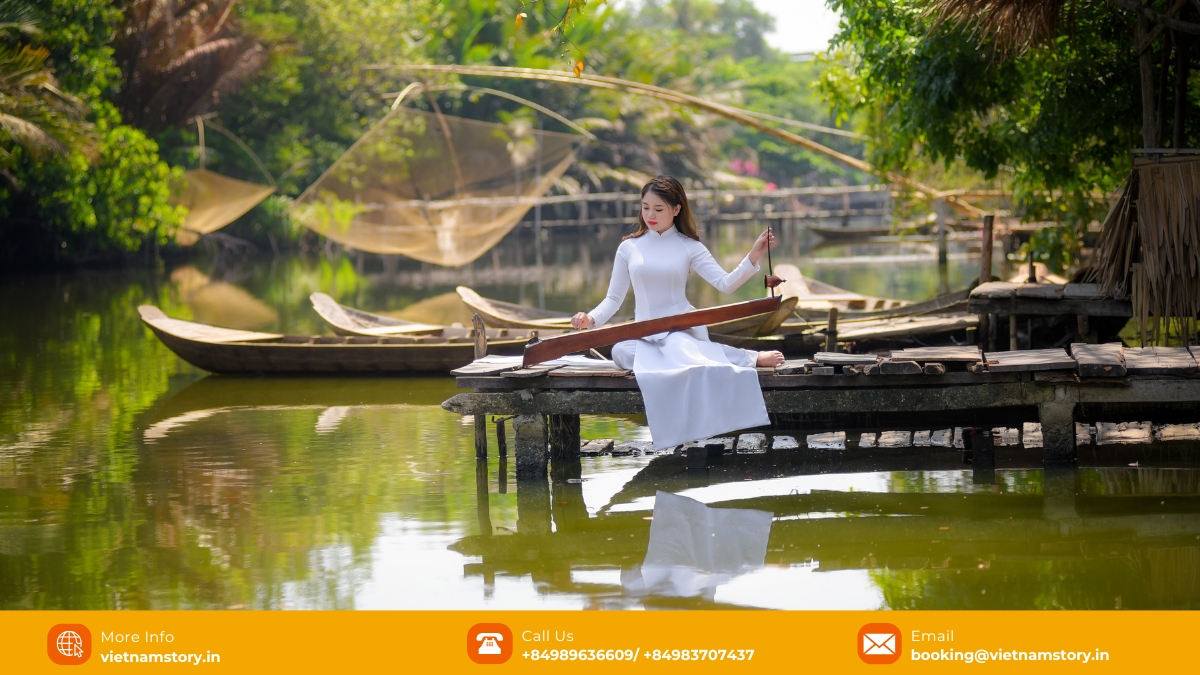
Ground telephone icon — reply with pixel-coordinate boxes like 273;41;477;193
476;633;504;655
467;623;512;664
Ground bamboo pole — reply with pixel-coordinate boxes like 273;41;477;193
373;64;984;217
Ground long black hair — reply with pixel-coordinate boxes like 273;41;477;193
625;175;701;241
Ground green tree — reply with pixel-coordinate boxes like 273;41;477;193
0;1;95;181
1;0;184;269
820;0;1200;269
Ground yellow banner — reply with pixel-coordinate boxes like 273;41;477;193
5;610;1196;671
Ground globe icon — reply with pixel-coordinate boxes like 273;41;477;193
57;631;83;658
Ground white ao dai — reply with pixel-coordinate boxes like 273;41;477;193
588;226;770;450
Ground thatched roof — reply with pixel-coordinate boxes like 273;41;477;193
928;0;1067;54
1093;156;1200;344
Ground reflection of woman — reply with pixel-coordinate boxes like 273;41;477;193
571;176;783;450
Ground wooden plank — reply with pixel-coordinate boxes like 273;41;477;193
812;352;878;365
547;366;632;377
835;314;977;341
879;360;922;375
774;359;812;375
1062;283;1105;299
1014;284;1066;299
501;364;564;378
451;361;518;376
984;348;1077;373
971;282;1020;298
1124;346;1199;375
456;371;1024;391
967;295;1133;317
888;346;982;363
1070;343;1127;377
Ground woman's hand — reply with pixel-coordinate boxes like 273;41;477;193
748;227;776;266
571;312;595;330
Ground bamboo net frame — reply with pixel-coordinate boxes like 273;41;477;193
370;64;985;218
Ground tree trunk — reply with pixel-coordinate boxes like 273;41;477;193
1157;37;1172;147
1140;15;1160;147
1175;34;1191;148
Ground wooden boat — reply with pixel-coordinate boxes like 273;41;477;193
774;264;909;319
311;292;445;336
139;305;554;375
454;286;577;329
456;286;797;338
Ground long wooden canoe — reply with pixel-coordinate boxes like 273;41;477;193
455;285;797;338
774;264;909;316
311;292;445;336
139;305;554;375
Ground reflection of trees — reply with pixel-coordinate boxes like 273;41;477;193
871;468;1200;610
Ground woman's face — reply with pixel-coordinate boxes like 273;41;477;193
641;191;681;234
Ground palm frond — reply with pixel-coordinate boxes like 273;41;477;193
0;44;95;159
0;0;39;37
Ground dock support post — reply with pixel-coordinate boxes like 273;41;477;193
474;414;488;459
475;459;492;535
969;429;995;485
513;414;548;479
978;214;993;347
1009;314;1018;351
548;414;580;462
1039;401;1077;465
516;478;551;535
825;307;839;353
1043;467;1079;520
496;417;508;458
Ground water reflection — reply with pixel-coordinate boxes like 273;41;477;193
1;227;1197;611
621;491;772;601
457;450;1200;610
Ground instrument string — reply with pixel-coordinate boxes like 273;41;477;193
766;226;775;297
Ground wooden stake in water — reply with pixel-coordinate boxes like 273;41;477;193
826;307;839;354
979;214;994;348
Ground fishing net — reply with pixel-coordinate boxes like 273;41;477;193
290;105;579;267
171;168;277;245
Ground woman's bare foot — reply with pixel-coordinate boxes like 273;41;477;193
756;350;785;367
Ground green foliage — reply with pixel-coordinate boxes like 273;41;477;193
1;0;182;267
1017;223;1083;275
9;0;870;267
823;0;1146;268
3;102;184;264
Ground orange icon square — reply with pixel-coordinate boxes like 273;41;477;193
47;624;92;665
467;623;513;664
858;623;901;664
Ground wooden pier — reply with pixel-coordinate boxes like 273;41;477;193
442;344;1200;479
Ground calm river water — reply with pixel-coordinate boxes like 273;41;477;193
3;224;1200;610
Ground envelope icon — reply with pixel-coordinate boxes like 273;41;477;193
863;633;896;655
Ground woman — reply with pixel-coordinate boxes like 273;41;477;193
572;175;784;450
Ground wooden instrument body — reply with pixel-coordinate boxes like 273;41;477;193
520;296;783;367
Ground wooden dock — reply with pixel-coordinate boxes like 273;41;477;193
442;344;1200;479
